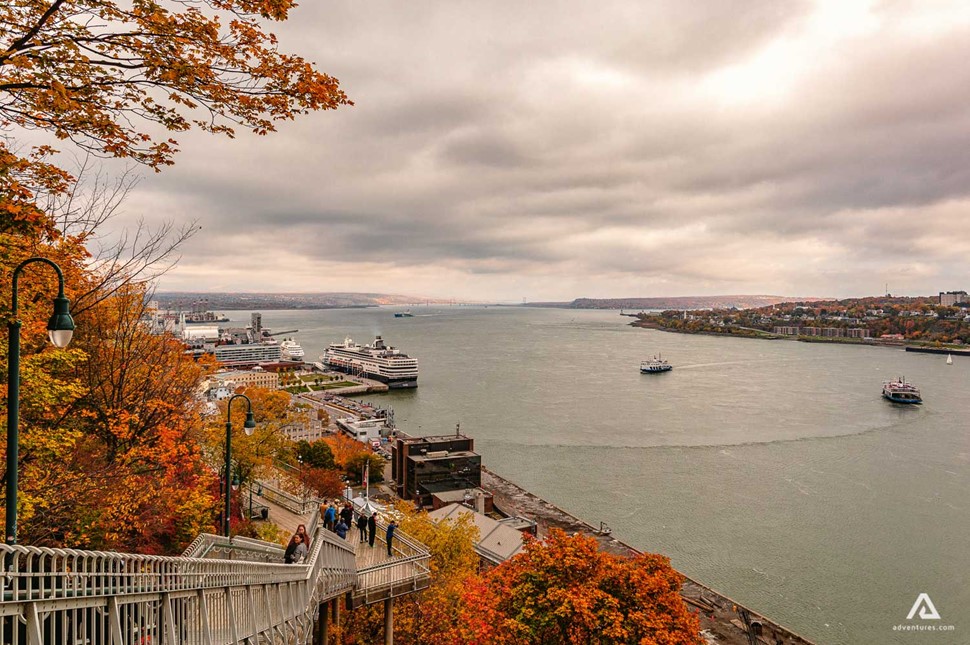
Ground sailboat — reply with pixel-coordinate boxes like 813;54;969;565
946;354;953;365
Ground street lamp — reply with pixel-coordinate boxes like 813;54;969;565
224;393;256;538
297;455;309;507
6;257;75;546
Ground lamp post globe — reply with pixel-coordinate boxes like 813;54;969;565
46;294;75;348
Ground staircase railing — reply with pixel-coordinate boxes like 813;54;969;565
352;519;431;607
255;479;322;516
0;511;354;645
182;533;286;562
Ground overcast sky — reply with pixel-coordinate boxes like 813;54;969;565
112;0;970;301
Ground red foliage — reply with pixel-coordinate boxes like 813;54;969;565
461;529;702;645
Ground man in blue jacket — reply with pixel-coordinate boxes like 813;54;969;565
386;520;397;556
335;518;348;540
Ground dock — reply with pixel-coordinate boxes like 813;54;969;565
904;346;970;357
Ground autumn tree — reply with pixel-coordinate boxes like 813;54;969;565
323;433;370;470
290;439;343;499
460;529;703;645
206;386;301;500
0;0;349;168
340;502;482;645
1;0;351;553
301;467;344;500
1;244;218;551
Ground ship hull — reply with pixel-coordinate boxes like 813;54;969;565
326;363;418;388
882;393;921;404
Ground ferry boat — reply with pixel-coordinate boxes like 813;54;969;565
280;338;305;362
322;336;418;388
640;355;672;373
882;377;922;404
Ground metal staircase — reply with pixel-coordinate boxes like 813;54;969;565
0;506;429;644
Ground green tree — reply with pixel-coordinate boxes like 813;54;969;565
345;452;385;484
295;439;335;469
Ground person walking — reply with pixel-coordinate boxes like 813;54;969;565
385;520;397;557
323;503;336;531
334;518;348;540
340;502;353;529
367;513;376;547
356;512;368;542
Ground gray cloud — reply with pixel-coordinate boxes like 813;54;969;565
97;0;970;300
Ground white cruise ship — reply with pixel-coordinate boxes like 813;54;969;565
280;338;305;362
322;336;418;388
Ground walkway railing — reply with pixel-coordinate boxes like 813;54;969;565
182;533;286;562
255;479;321;516
0;510;355;645
351;519;431;608
0;483;435;643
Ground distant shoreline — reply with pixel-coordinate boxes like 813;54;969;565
631;319;970;354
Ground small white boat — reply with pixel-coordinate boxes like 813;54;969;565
946;354;953;365
640;355;672;373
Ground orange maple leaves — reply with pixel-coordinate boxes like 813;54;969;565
338;518;702;645
0;0;351;170
460;529;703;645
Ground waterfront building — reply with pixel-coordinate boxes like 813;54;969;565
939;290;968;306
212;342;282;367
793;326;868;339
336;417;388;444
182;325;221;345
772;326;800;335
391;433;481;504
210;368;280;391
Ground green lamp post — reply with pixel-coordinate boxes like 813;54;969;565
224;393;256;538
6;257;75;546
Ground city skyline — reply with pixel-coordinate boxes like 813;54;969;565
88;1;970;300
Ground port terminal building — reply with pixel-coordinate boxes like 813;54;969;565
391;433;482;506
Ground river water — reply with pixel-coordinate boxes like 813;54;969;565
224;306;969;644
